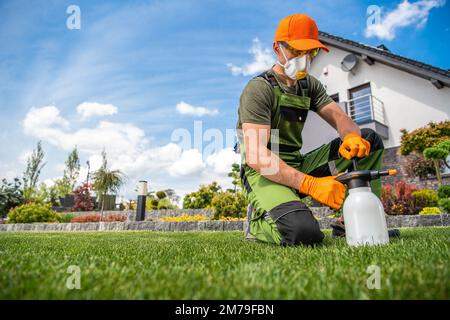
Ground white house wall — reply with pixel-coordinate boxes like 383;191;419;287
301;45;450;154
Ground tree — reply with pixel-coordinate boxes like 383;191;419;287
0;178;23;220
423;140;450;186
72;183;94;211
54;178;72;199
33;183;60;207
92;150;125;220
183;182;222;209
64;147;80;191
227;163;241;193
23;141;46;202
53;147;81;199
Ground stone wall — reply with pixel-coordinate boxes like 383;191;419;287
383;146;450;190
0;214;447;232
64;208;332;220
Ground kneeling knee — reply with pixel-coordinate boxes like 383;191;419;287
269;201;324;246
284;215;324;246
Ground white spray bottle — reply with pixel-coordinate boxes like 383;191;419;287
335;164;397;247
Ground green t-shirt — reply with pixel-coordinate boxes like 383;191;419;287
236;68;333;130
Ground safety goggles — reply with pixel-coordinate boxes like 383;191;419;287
280;42;320;59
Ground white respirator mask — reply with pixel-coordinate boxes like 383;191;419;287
277;45;311;80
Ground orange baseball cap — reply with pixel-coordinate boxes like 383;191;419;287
275;14;329;52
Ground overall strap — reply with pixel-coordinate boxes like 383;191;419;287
256;70;309;98
297;78;309;97
255;71;278;88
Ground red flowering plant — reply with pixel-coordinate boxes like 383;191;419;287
381;180;421;215
72;182;94;212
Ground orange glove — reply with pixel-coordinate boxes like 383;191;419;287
339;132;371;160
299;174;347;210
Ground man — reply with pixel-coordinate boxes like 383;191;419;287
236;14;386;246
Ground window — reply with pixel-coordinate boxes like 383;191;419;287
348;83;372;124
330;93;339;103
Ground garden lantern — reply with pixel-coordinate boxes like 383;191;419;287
136;180;147;221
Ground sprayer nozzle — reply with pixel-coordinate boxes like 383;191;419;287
388;169;397;176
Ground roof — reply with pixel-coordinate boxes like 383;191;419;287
318;31;450;88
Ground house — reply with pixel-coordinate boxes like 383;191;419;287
302;31;450;189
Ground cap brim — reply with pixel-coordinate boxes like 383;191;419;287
286;39;329;52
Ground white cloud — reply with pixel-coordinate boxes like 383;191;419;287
205;148;240;174
175;101;219;117
365;0;446;41
20;104;240;200
227;38;275;76
23;105;70;133
23;105;149;157
168;149;206;176
77;102;118;120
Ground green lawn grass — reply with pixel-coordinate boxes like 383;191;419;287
0;227;449;299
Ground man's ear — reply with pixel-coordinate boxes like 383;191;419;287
273;41;280;55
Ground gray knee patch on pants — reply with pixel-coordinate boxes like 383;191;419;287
269;200;324;246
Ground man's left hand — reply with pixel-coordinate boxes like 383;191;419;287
338;132;371;160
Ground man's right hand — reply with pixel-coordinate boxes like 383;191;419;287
299;174;347;209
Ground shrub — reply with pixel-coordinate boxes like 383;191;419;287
70;214;126;223
381;180;421;215
211;191;247;220
59;213;75;223
411;190;439;209
404;152;439;179
439;198;450;213
418;207;441;215
72;183;94;211
437;185;450;199
157;198;175;210
400;120;450;156
145;191;177;210
0;178;23;219
156;191;167;199
8;203;61;223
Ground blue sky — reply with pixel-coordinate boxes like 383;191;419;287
1;0;449;201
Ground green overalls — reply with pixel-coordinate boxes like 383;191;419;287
238;71;385;245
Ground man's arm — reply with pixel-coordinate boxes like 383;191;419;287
241;123;306;189
241;122;347;209
317;101;371;159
316;101;361;139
